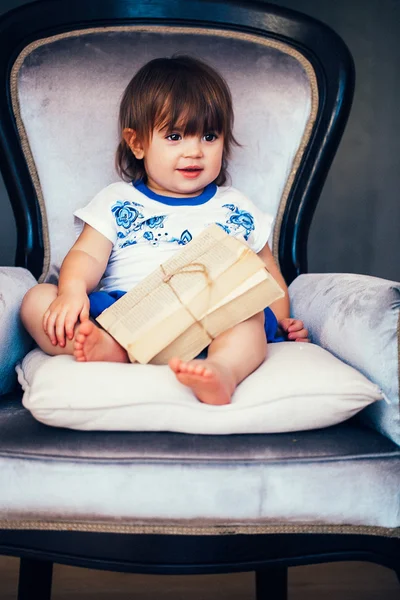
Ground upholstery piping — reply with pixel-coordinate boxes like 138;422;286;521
0;520;398;538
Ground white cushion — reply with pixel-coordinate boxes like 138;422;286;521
18;343;382;434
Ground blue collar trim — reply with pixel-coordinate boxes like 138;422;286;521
133;180;217;206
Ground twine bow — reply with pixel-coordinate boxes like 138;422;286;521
160;262;215;342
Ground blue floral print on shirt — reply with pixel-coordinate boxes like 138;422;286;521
110;198;255;250
120;239;137;248
168;230;193;246
111;199;169;247
112;200;144;229
215;223;231;235
221;204;255;240
141;216;166;229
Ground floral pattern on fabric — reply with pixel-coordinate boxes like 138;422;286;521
168;230;193;246
112;200;170;248
219;204;255;240
112;200;144;229
111;199;256;250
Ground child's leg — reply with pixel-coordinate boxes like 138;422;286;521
21;283;128;362
21;283;75;356
169;312;267;405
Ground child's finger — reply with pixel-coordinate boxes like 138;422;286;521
288;320;304;332
80;304;90;323
55;313;67;347
43;310;49;333
289;329;309;340
65;314;77;340
45;312;57;345
279;317;293;332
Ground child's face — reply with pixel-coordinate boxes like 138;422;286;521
139;127;224;197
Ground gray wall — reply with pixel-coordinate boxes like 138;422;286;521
0;0;399;281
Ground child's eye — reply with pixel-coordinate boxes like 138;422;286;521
166;133;181;141
203;133;218;142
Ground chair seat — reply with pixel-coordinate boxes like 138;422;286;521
1;392;399;461
1;392;399;531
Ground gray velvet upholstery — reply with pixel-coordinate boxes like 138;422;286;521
13;28;315;281
0;396;399;529
0;267;36;394
3;457;399;528
289;273;400;446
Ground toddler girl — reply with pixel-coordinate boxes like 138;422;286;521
21;55;309;405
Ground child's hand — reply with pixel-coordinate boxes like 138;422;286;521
43;290;90;347
279;317;310;343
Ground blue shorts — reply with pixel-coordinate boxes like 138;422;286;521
89;290;284;344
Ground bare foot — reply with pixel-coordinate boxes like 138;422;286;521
74;320;129;363
169;357;236;405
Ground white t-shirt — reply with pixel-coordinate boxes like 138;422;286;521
74;181;274;292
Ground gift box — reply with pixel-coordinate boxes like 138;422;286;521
96;225;284;364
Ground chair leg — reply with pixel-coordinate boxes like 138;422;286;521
255;567;288;600
18;557;53;600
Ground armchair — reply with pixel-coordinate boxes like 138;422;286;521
0;1;399;599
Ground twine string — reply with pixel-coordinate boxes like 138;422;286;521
160;262;215;341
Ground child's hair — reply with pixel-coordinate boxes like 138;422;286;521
116;55;238;186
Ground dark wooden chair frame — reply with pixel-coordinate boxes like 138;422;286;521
0;1;399;599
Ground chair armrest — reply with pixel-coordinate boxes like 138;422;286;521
0;267;37;394
289;273;400;445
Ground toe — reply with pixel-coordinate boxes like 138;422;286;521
78;320;92;336
168;357;182;373
75;333;85;345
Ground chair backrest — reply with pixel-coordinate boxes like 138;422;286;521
0;0;354;284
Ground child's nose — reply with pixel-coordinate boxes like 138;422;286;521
183;137;203;158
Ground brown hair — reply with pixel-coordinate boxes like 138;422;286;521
116;55;239;186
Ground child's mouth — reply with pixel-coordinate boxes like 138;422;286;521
178;167;203;179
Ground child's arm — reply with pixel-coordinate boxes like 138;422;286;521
43;224;113;347
257;243;309;342
257;243;290;321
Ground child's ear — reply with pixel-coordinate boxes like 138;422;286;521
122;128;145;160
